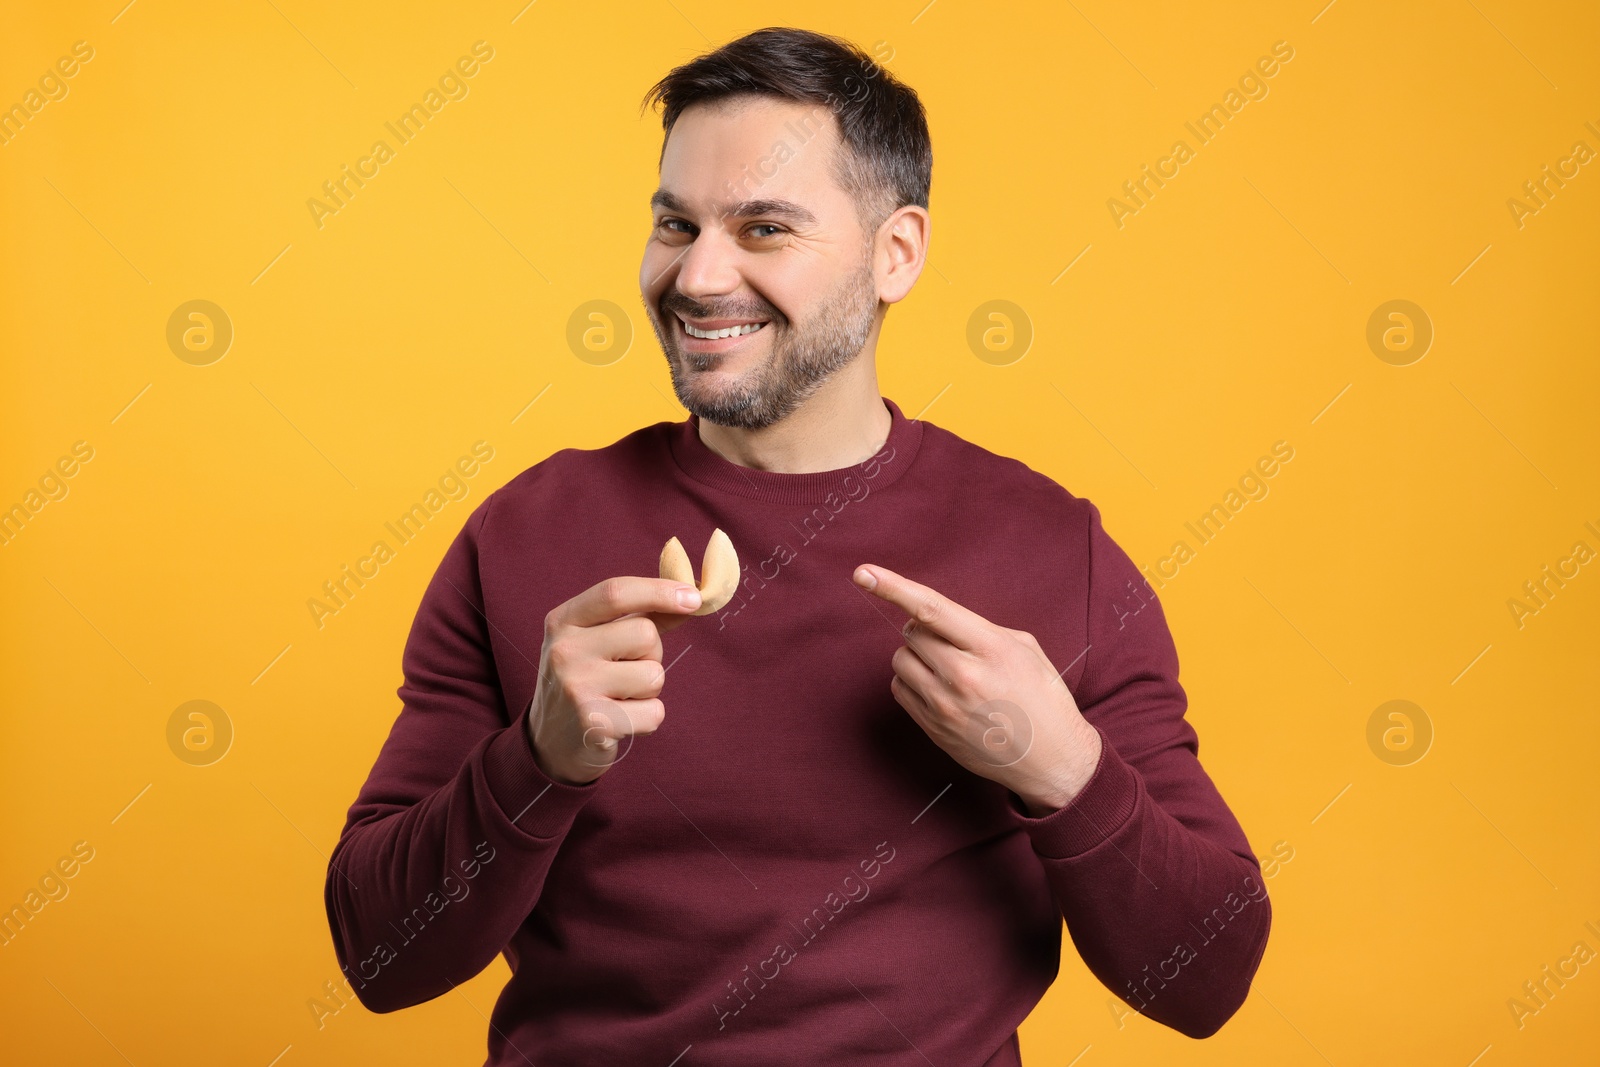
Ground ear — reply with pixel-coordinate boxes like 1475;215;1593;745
875;205;930;305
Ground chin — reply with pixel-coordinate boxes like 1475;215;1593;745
676;376;770;426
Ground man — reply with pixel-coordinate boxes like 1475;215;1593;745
325;26;1270;1065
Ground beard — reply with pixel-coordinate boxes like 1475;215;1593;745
645;246;880;430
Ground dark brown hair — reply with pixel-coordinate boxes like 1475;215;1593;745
641;27;931;234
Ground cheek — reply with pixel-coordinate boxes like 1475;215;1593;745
742;255;822;317
639;251;667;299
775;259;858;322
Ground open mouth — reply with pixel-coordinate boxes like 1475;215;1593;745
675;313;770;348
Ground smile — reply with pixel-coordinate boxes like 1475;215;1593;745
679;318;769;340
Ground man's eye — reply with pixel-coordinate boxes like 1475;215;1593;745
659;218;692;234
748;224;783;238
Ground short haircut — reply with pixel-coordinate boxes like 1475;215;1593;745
641;27;932;234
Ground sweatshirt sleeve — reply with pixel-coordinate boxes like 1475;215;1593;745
1009;499;1271;1038
323;491;601;1014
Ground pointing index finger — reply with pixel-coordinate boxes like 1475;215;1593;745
852;564;984;651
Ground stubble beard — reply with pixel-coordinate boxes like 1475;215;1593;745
649;245;880;430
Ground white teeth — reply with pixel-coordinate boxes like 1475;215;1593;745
683;320;766;340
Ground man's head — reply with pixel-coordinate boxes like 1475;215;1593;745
638;28;932;429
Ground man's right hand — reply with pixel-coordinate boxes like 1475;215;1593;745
525;576;704;786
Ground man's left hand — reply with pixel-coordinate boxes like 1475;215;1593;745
851;563;1103;816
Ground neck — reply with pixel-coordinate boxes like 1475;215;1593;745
696;357;892;474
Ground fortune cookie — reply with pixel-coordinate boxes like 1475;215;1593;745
659;528;739;615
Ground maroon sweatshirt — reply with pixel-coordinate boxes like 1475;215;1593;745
324;395;1271;1065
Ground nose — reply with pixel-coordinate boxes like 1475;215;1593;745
673;227;741;305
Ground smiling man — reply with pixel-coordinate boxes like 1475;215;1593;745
325;26;1270;1066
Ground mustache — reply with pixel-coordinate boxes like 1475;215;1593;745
660;291;782;325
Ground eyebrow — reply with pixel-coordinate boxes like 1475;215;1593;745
650;189;818;228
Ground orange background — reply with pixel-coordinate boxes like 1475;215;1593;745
2;1;1597;1064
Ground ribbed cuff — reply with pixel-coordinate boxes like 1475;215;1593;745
481;700;600;841
1014;724;1141;859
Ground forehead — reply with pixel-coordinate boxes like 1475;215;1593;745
656;95;849;218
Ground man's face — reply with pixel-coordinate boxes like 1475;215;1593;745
640;95;882;430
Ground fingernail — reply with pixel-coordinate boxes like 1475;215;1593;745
677;586;702;609
854;566;876;589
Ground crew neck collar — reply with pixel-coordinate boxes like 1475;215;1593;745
669;395;924;504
